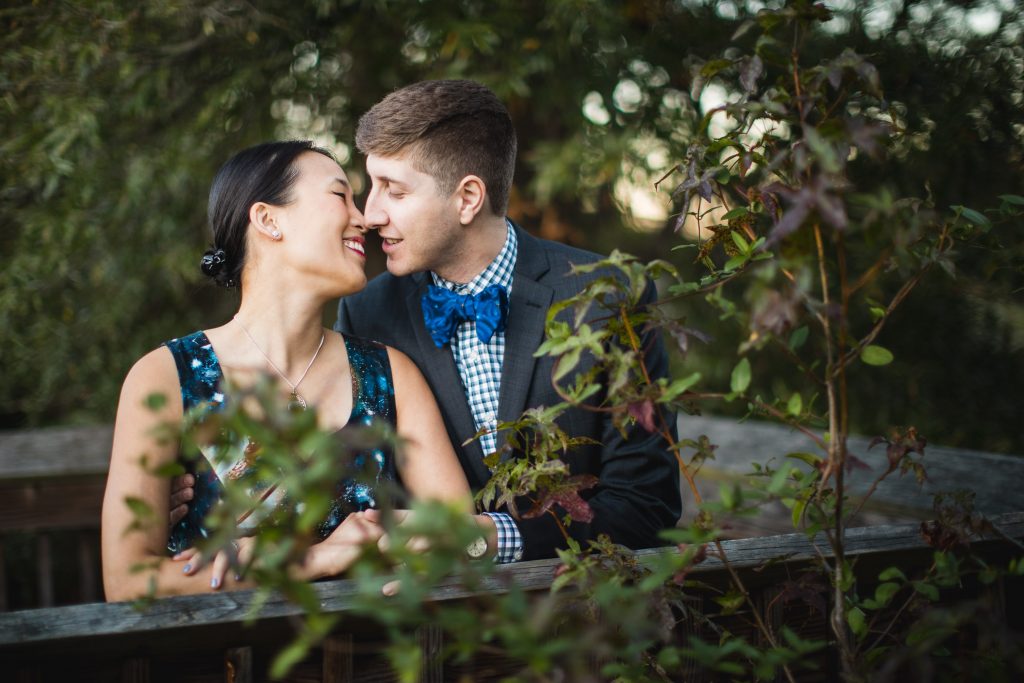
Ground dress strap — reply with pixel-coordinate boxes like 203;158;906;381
342;335;397;427
163;331;224;413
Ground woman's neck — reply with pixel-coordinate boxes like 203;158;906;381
229;283;327;374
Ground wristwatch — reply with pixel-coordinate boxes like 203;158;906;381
465;535;488;559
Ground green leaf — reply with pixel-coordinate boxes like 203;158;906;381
152;461;186;478
789;326;808;350
730;357;751;393
721;206;749;221
730;231;750;253
791;496;807;528
553;347;582;382
860;345;894;366
722;253;749;271
873;581;900;607
878;567;907;582
144;392;168;410
718;482;742;510
998;194;1024;206
661;372;702;402
786;452;822;467
847;606;867;637
123;496;153;519
700;58;733;79
951;205;992;230
912;580;940;601
786;392;802;416
714;589;746;615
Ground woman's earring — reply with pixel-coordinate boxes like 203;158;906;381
271;230;281;240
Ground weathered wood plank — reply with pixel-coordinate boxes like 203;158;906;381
1;512;1019;653
0;426;112;479
678;415;1024;535
0;478;107;532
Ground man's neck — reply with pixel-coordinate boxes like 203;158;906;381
432;215;508;284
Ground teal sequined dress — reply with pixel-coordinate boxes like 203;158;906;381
163;331;397;554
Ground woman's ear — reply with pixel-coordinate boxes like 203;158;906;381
249;202;282;240
454;175;488;225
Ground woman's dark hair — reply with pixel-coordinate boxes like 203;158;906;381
201;140;335;288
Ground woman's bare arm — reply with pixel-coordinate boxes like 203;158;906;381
386;347;473;511
101;347;256;600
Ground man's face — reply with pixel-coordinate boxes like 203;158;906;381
363;153;462;277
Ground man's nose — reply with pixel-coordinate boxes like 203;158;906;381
363;188;387;230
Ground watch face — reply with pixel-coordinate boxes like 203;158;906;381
466;535;488;559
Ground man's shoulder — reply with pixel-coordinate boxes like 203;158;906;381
521;231;628;289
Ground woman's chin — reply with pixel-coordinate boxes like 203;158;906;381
329;274;368;299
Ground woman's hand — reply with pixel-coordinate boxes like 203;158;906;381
301;511;386;580
173;536;254;590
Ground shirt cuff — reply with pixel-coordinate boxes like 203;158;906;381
482;511;523;563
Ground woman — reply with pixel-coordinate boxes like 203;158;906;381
101;141;472;601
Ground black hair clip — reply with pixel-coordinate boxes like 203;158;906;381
200;247;228;277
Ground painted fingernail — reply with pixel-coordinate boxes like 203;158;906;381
182;564;192;573
211;577;220;589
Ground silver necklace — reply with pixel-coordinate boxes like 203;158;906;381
235;319;326;410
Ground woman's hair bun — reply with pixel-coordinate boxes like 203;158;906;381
200;247;236;287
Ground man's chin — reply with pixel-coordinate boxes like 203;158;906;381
385;257;418;278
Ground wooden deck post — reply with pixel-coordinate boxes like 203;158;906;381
225;646;252;683
417;624;444;682
322;633;354;683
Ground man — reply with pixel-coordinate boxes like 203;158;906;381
335;80;680;562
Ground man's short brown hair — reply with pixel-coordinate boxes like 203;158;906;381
355;80;517;216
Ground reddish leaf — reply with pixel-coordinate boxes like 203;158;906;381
553;489;595;523
845;452;871;472
628;400;657;432
522;475;598;523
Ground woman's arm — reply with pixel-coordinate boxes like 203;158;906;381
383;348;502;559
386;347;474;510
101;347;252;600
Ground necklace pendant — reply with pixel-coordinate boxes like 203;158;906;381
289;392;307;411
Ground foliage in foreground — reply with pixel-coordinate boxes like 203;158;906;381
120;2;1024;681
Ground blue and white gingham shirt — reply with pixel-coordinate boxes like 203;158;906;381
431;222;523;563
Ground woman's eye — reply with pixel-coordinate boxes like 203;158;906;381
333;192;347;200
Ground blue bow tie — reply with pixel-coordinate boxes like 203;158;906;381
421;283;509;348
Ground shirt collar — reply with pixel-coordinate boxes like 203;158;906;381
431;220;517;295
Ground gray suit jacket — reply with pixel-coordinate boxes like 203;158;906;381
335;226;681;560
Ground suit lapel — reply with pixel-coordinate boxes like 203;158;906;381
497;228;554;457
403;273;493;488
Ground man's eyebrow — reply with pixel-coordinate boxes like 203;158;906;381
375;175;407;188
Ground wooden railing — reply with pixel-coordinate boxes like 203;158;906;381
2;418;1022;611
0;425;111;610
0;512;1021;682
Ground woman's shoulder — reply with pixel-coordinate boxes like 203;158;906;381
122;331;210;397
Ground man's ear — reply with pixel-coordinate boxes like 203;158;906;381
454;175;488;225
249;202;282;240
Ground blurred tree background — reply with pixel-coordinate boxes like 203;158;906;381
2;0;1021;452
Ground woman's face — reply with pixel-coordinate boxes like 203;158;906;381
269;151;367;297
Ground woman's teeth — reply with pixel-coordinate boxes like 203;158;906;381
343;239;365;256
